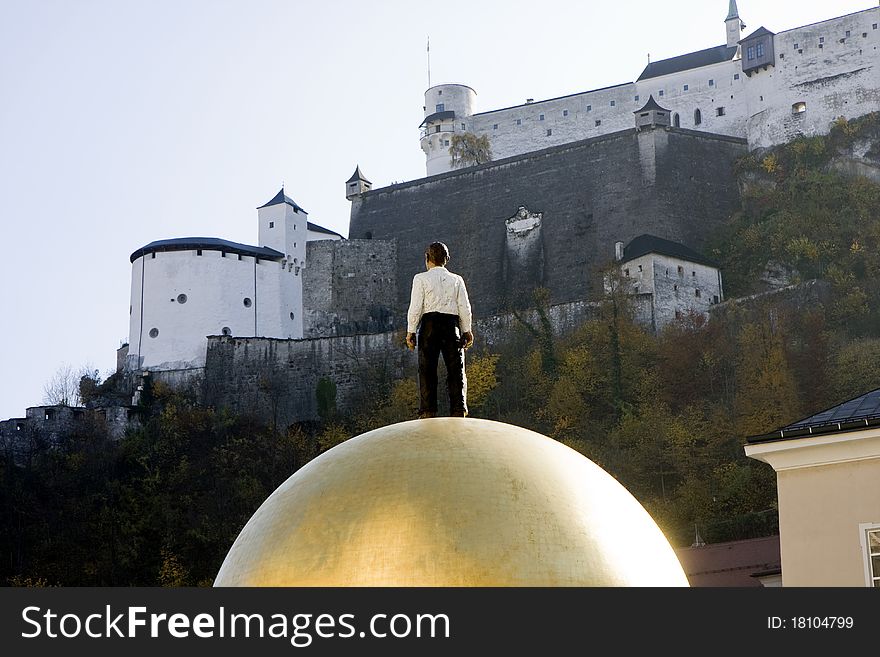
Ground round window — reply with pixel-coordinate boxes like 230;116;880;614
149;328;159;338
290;312;295;320
221;327;232;336
243;297;252;308
177;293;188;304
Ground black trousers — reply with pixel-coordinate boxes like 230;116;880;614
417;312;467;416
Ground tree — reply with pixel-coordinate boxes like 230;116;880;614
42;363;96;406
449;132;492;168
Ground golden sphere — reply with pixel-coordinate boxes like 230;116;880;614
214;418;688;586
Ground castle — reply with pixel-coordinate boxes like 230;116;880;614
2;2;878;438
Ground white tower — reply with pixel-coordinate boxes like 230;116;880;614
725;0;745;50
419;84;477;176
257;188;308;339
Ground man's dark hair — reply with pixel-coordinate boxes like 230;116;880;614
425;242;450;266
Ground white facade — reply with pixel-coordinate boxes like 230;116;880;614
128;191;341;372
422;4;880;174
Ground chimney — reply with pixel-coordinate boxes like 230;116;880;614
614;241;624;261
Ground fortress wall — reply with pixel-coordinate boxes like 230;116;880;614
350;128;746;321
303;239;398;338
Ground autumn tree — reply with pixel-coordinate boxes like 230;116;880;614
449;132;492;168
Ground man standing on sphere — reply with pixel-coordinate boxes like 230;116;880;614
406;242;474;418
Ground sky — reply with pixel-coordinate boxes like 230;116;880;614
0;0;875;420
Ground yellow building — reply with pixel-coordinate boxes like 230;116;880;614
745;389;880;587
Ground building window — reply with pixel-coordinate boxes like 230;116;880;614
196;250;202;256
673;113;680;127
610;100;615;107
624;269;630;277
269;221;274;228
546;129;552;136
691;271;696;277
779;53;785;59
708;79;714;87
675;310;682;319
493;124;498;130
516;119;521;125
734;73;740;80
539;114;545;120
694;108;702;125
874;24;878;30
677;265;683;275
756;42;764;57
151;252;156;259
45;410;54;421
461;123;466;130
695;289;701;298
637;265;642;272
792;101;807;114
658;90;664;96
595;120;601;127
713;295;719;304
177;293;187;304
436;103;444;112
238;254;242;260
563;109;568;117
716;107;726;116
793;43;799;49
444;140;450;146
819;37;824;44
846;30;851;38
149;328;159;338
243;297;252;308
586;105;592;111
634;95;640;102
221;327;232;336
747;45;755;60
290;312;295;320
673;284;678;291
683;84;689;91
862;525;880;587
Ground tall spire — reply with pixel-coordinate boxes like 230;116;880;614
726;0;739;21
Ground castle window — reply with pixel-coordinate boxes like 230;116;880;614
819;37;824;44
792;101;806;114
243;298;252;308
694;109;702;125
675;310;682;319
269;221;274;228
779;53;785;59
563;109;568;117
461;123;466;130
634;95;639;102
546;129;552;136
221;251;226;257
434;125;441;133
637;265;642;272
793;43;799;49
436;103;444;112
539;114;545;120
845;30;850;38
196;250;202;256
747;46;755;60
586;105;592;112
861;525;880;587
238;254;242;261
149;328;159;338
713;295;719;304
610;100;615;107
151;253;156;259
716;107;725;116
692;271;696;277
658;90;664;96
16;422;22;431
677;266;683;275
493;124;498;130
595;120;601;127
756;42;764;57
674;285;678;291
708;79;714;87
673;113;680;128
516;119;522;125
221;327;232;336
624;269;630;277
874;24;878;30
44;409;54;421
798;49;803;54
444;140;450;146
177;294;187;304
683;84;688;91
734;73;740;80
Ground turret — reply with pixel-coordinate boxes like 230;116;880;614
725;0;745;49
419;84;477;176
634;95;671;131
345;166;372;200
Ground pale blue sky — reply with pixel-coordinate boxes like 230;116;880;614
0;0;873;419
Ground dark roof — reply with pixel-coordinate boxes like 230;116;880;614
748;389;880;443
633;94;670;114
346;165;371;185
674;535;780;587
130;238;284;263
620;234;718;267
740;26;775;42
306;222;343;238
257;188;307;213
419;110;455;128
638;44;738;81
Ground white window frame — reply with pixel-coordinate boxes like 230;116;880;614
859;523;880;587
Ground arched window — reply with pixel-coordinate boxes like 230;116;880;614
694;108;702;125
673;113;680;128
792;102;807;114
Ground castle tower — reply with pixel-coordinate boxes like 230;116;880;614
257;188;308;339
345;166;372;200
634;95;671;131
419;84;477;176
725;0;745;49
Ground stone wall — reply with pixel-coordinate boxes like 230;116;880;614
349;127;747;323
302;239;398;338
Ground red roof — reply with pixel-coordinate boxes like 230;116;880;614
674;535;780;587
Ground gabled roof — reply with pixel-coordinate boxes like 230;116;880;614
638;44;738;81
740;26;775;42
257;188;307;213
346;165;371;185
620;234;718;267
130;238;284;263
306;222;343;238
633;94;670;114
748;389;880;443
